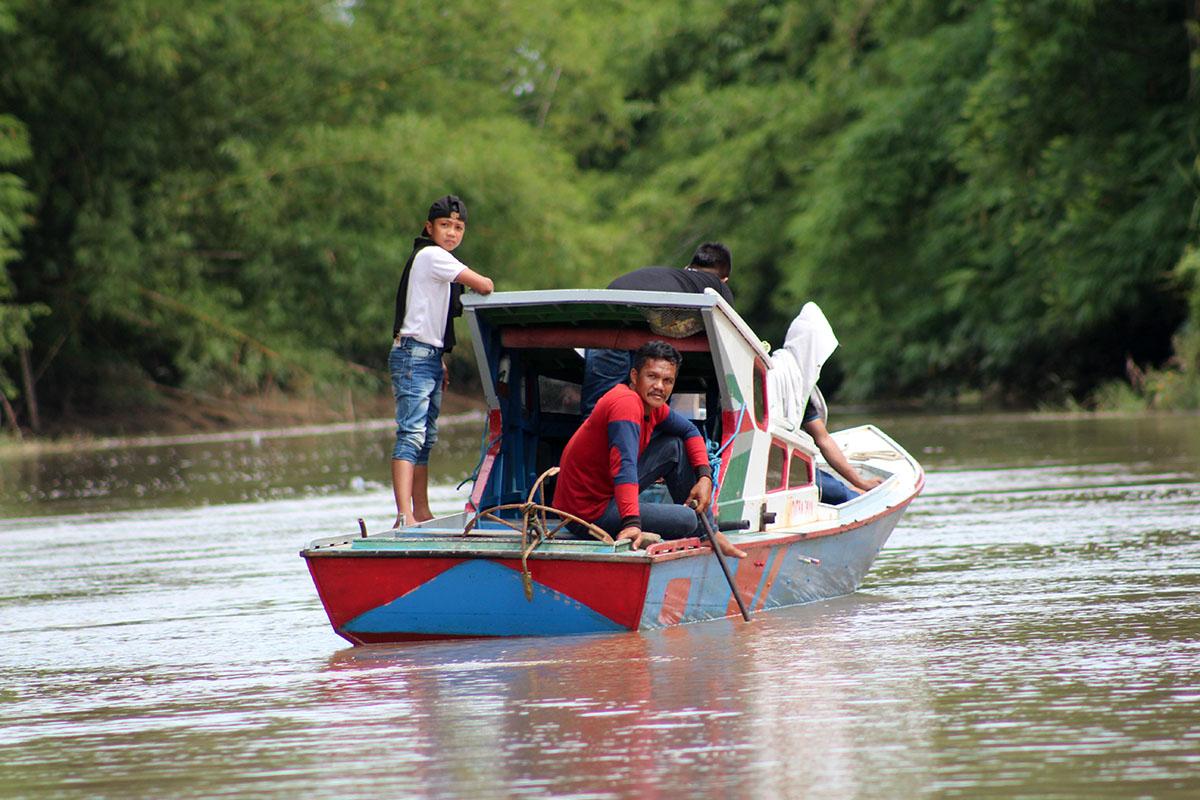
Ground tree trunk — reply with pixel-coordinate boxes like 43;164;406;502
0;393;22;439
1190;1;1200;100
18;346;40;433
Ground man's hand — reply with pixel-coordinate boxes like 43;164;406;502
849;474;888;494
442;357;450;391
685;475;713;515
617;525;649;550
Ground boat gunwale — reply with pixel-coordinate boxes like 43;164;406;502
299;478;923;563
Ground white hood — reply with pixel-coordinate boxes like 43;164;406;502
769;302;838;425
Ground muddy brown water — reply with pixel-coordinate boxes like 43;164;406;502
1;412;1197;798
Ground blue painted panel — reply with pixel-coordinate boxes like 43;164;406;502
343;560;626;638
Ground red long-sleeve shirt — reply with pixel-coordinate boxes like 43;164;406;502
554;384;711;529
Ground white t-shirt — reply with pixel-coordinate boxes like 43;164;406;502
399;245;467;348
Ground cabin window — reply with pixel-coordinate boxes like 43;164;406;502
752;358;769;430
766;441;786;492
788;451;812;487
537;376;581;414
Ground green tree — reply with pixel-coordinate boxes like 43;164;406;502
0;0;45;432
588;0;1197;403
0;111;43;432
0;0;614;429
1;0;1198;435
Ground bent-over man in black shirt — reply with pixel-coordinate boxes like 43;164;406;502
581;242;734;417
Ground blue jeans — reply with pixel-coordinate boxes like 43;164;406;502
390;338;444;465
585;433;716;540
580;348;632;417
816;468;858;504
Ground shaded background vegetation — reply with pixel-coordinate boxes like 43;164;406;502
1;0;1198;435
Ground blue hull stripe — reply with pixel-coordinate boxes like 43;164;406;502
343;560;626;637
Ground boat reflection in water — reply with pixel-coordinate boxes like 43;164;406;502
322;592;932;796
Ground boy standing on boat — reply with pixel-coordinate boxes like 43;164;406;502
390;195;494;528
556;341;747;558
580;243;734;417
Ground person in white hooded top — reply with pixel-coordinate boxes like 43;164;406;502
769;303;882;504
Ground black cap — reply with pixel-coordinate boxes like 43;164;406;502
427;195;468;223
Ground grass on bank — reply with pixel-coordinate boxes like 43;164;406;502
1088;329;1200;412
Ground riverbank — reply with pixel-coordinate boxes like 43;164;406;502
0;387;486;457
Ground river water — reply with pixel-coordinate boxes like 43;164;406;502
1;412;1197;799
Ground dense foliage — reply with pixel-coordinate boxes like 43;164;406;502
1;0;1197;432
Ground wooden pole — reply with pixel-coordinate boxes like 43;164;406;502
690;501;751;622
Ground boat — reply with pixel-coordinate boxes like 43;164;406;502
301;289;924;644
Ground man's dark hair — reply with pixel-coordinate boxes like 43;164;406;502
688;241;732;280
632;340;683;371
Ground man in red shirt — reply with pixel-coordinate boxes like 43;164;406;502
555;341;747;558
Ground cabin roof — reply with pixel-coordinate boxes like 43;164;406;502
462;289;770;360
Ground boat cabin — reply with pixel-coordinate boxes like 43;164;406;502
460;289;840;533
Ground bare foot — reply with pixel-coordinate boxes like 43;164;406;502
412;509;434;523
714;532;747;559
393;513;408;530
